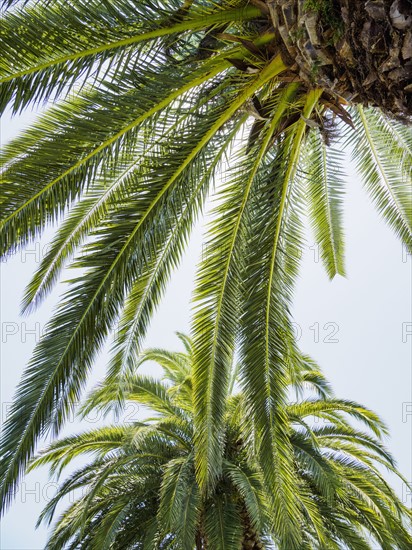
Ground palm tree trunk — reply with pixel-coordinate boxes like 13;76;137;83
262;0;412;117
240;507;264;550
241;532;264;550
195;514;207;550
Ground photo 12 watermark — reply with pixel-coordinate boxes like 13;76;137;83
402;481;412;505
2;400;140;426
1;321;43;344
291;321;340;344
401;322;412;343
402;402;412;424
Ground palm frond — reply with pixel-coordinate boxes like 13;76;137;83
349;106;412;251
239;89;322;548
28;425;133;477
191;55;288;489
106;119;244;386
288;398;388;438
1;57;230;262
0;0;261;113
204;497;243;550
157;455;198;547
1;82;249;508
305;129;346;278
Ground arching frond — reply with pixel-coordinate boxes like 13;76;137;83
1;57;230;261
204;497;243;550
288;398;388;438
305;129;346;278
191;56;288;490
0;81;252;505
350;106;412;251
239;90;322;549
0;0;260;113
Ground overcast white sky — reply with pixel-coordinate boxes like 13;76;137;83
1;108;411;549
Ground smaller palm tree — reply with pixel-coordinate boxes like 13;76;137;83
30;335;411;549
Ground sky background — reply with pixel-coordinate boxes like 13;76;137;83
1;107;411;548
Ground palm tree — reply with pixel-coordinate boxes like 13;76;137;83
1;0;411;520
29;337;412;549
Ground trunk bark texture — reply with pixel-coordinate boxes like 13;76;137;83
240;507;264;550
241;532;264;550
264;0;412;117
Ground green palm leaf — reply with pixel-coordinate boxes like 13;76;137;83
239;90;322;548
1;91;240;506
350;106;412;251
305;129;346;278
0;0;260;113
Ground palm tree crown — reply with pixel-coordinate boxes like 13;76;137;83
29;336;412;549
1;0;411;517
